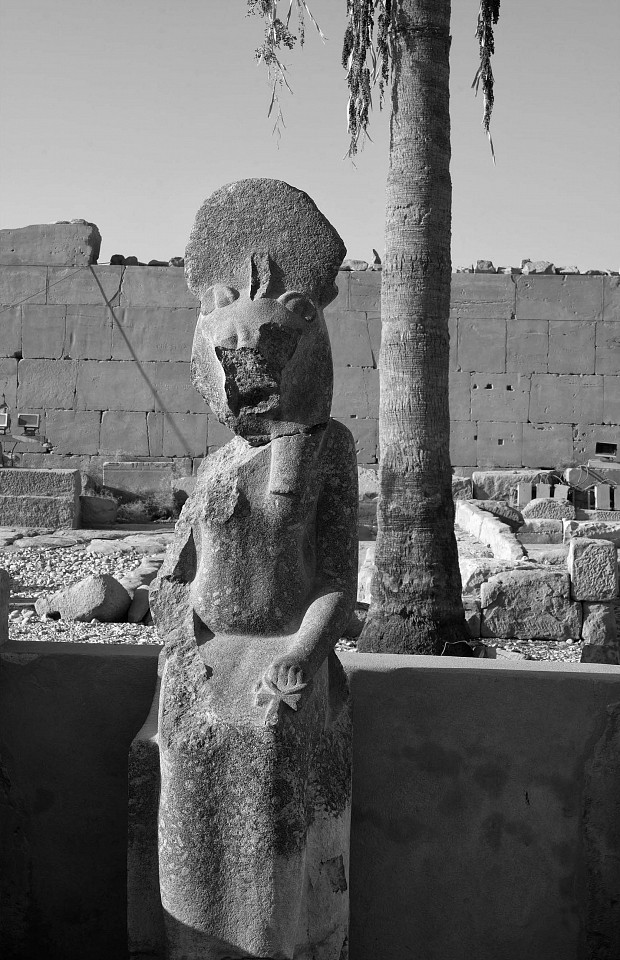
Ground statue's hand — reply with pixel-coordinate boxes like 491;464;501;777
255;658;310;726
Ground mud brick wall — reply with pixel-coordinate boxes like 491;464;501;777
0;264;618;481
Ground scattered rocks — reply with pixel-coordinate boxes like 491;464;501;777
35;573;131;622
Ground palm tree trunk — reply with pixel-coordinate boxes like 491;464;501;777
359;0;466;655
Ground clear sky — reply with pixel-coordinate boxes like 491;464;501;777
1;0;618;270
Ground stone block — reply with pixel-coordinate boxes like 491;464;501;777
0;467;79;497
596;323;620;375
472;469;553;501
476;421;523;468
0;222;101;266
602;378;620;424
457;319;506;373
516;276;603;322
480;569;582;640
449;373;471;420
46;410;101;455
75;361;155;411
471;374;530;421
572;423;620;462
349;272;380;312
529;375;603;424
111;307;198;362
519;519;564;543
0;568;9;645
522;423;573;468
522;497;576;520
0;358;18;408
103;461;175;498
602;276;620;321
580;642;620;664
0;265;47;306
21;304;66;359
65;305;113;359
581;602;618;644
147;412;164;457
47;266;123;305
564;521;620;546
162;413;208;457
0;494;78;528
143;362;205;414
332;367;376;418
17;359;78;408
119;267;198;308
548;321;595;374
452;475;473;499
0;306;21;357
348;418;378;464
326;312;374;367
100;412;149;456
450;421;477;466
80;495;118;527
206;416;234;453
568;538;618;601
506;319;548;373
450;274;515;320
459;558;517;595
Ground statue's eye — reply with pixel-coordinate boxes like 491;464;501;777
201;285;239;313
277;292;316;323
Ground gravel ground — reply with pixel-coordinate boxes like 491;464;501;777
0;524;611;662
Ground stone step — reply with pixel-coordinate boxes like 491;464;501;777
0;495;78;529
0;468;79;498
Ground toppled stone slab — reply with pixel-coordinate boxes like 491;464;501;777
0;221;101;265
0;569;9;644
452;476;473;500
0;496;78;529
35;573;131;622
519;519;564;544
582;602;618;645
568;538;619;601
564;521;620;546
522;497;576;520
455;501;526;562
480;568;582;640
475;500;523;530
576;510;620;522
472;470;553;502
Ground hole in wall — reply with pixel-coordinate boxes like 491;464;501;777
497;439;504;446
506;385;514;391
484;383;493;389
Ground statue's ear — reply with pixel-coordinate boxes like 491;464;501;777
199;285;239;315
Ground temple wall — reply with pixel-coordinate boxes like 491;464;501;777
2;640;619;959
0;265;618;479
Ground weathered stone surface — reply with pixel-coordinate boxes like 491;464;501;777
452;475;473;499
103;461;176;497
0;221;101;265
0;467;79;497
462;596;481;638
516;276;603;322
0;495;78;528
111;307;197;362
0;568;9;644
46;410;101;456
127;585;151;623
79;495;117;527
454;501;526;562
476;421;523;468
457;319;506;373
340;258;368;271
548;321;595;375
530;375;603;424
581;602;618;645
65;304;113;359
47;265;122;306
522;497;576;520
450;420;477;467
35;573;131;622
480;569;582;640
17;359;78;408
568;538;619;601
506;319;548;373
519;519;564;543
565;521;620;546
100;411;149;457
522;260;554;275
471;374;530;421
475;500;523;530
522;423;573;468
459;557;517;595
580;643;620;665
472;469;553;502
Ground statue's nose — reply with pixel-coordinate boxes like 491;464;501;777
214;319;261;351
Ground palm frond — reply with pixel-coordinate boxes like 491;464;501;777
473;0;501;162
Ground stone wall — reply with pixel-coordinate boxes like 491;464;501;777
1;264;618;480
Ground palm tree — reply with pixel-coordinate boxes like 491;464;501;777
248;0;501;654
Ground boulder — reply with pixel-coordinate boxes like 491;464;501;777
35;574;131;622
0;221;101;265
119;556;164;597
522;498;575;521
568;538;619;601
581;602;618;645
127;585;151;623
480;568;582;640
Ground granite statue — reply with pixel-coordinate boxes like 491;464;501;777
128;179;357;960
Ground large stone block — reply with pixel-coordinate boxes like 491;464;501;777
0;494;78;528
450;421;477;466
162;413;208;457
565;521;620;546
581;602;618;644
522;423;573;468
472;469;553;501
0;265;47;306
0;306;21;357
146;412;164;456
516;276;603;322
480;569;582;640
506;319;548;373
100;411;149;456
457;319;506;373
0;222;101;266
103;461;176;497
45;410;101;455
529;375;603;424
111;307;197;362
449;373;471;420
450;274;515;320
603;377;620;424
75;361;155;411
476;421;523;468
65;305;113;359
349;271;380;311
348;417;378;464
47;266;123;306
568;538;618;601
595;323;620;375
22;304;66;359
17;359;78;408
602;277;620;322
143;361;205;414
522;497;576;520
119;267;198;308
0;467;79;497
0;358;18;408
0;568;8;644
471;374;530;421
326;312;374;367
548;321;595;375
519;519;564;543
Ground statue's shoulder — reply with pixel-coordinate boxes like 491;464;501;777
325;418;356;457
